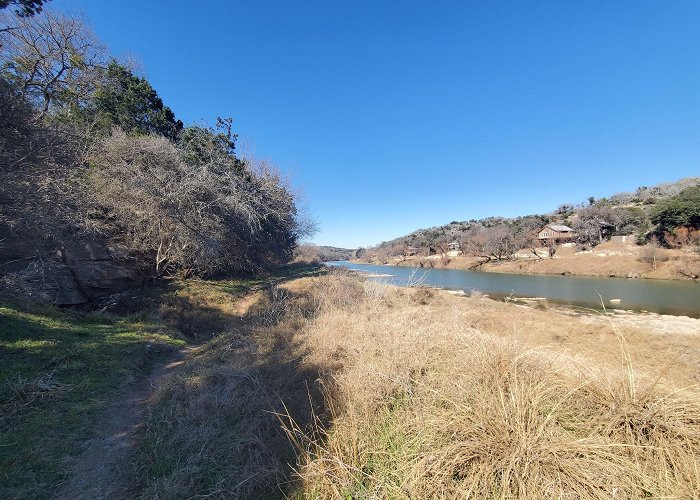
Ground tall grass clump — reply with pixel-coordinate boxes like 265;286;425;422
289;273;700;498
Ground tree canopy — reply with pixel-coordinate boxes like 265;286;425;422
651;185;700;231
0;0;48;17
91;61;183;139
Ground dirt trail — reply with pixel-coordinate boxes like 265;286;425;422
52;285;268;499
53;346;198;500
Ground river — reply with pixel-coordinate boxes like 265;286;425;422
326;261;700;318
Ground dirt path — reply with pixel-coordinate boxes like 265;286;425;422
53;346;198;500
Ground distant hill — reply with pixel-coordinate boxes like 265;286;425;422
294;244;356;263
361;177;700;258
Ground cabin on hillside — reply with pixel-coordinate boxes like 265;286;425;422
447;241;461;251
538;224;574;243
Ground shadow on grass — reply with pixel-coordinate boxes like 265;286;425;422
0;304;184;499
125;276;333;499
0;264;328;498
145;263;327;342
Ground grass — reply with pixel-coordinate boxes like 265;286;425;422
286;271;700;498
145;263;327;341
124;269;700;498
0;263;325;499
4;264;698;498
127;279;325;499
0;302;185;498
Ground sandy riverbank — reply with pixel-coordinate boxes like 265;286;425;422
355;241;700;281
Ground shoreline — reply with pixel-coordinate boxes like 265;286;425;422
436;285;700;330
332;263;700;319
335;267;700;336
349;245;700;282
347;258;699;283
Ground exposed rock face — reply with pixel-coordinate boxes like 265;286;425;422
60;241;144;304
664;226;700;246
0;231;145;305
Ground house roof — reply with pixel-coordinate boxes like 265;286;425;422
545;224;573;232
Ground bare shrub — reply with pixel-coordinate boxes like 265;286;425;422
258;284;290;326
638;244;669;270
0;77;83;232
85;129;309;276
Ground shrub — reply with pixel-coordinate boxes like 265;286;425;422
85;129;309;276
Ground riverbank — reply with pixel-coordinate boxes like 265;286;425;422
126;270;700;496
355;241;700;281
3;267;699;497
0;264;324;498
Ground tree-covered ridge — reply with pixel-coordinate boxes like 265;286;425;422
366;177;700;259
0;9;313;303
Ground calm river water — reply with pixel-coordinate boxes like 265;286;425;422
326;261;700;318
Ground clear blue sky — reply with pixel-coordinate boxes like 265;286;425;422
60;0;699;248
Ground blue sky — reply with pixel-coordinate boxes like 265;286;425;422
60;1;699;248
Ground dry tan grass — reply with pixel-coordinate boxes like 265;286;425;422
287;272;700;498
124;270;700;498
126;281;325;499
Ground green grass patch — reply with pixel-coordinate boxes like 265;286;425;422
0;303;185;499
0;264;325;497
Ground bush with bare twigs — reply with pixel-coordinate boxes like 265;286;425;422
85;128;310;276
1;9;314;303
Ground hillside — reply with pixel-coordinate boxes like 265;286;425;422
294;244;356;262
360;177;700;260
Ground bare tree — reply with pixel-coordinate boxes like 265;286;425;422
0;10;107;113
573;206;621;245
461;224;522;262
